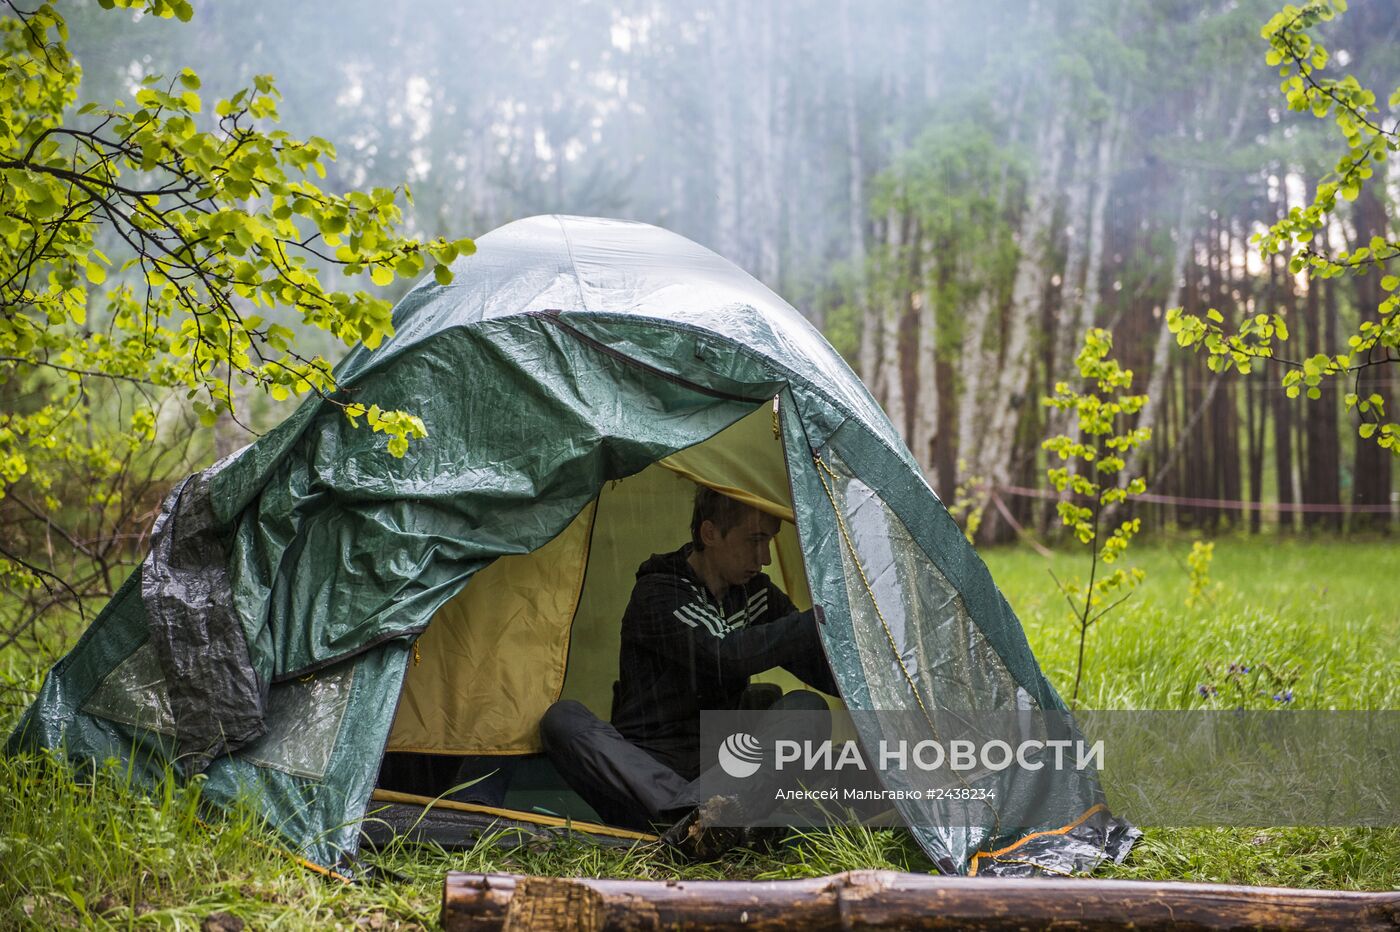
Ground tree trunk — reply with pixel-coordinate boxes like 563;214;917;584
873;206;908;440
912;234;938;477
1113;181;1195;511
1215;219;1242;531
749;2;781;286
839;0;874;387
786;11;819;326
934;346;959;501
1301;210;1342;531
1183;241;1209;530
708;0;739;263
1246;366;1265;534
1077;102;1121;344
1271;181;1297;534
1115;79;1250;514
956;279;996;491
1348;183;1393;532
1242;231;1265;535
442;871;1400;932
1049;131;1094;402
977;113;1067;538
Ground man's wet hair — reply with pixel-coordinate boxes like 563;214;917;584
690;486;756;551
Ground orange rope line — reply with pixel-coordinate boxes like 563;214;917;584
967;803;1107;877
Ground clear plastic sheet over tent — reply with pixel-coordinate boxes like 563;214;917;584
8;215;1135;874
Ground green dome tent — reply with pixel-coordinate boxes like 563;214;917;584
9;215;1134;875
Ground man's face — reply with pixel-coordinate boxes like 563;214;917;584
701;508;781;589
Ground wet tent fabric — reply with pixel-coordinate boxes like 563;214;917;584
8;215;1136;873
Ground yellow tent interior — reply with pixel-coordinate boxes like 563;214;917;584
375;399;836;826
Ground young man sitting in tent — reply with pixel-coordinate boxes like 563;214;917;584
539;486;835;840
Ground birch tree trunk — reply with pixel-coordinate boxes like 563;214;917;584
786;11;819;325
1056;102;1122;383
708;0;739;262
873;206;908;440
1043;105;1124;534
912;241;939;478
761;4;788;288
839;0;874;387
975;114;1067;528
956;282;995;489
1044;130;1094;448
1055;132;1093;356
745;3;781;285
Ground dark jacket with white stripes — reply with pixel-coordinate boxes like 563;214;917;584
609;544;837;779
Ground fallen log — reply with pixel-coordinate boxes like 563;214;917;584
441;870;1400;931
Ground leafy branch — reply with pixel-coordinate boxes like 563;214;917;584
1;1;471;605
1042;328;1150;706
1167;0;1399;456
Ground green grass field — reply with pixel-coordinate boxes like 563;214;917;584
2;537;1396;928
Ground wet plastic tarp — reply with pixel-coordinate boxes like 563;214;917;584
8;216;1135;874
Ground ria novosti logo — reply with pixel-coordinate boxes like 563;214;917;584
715;733;1105;777
717;732;764;778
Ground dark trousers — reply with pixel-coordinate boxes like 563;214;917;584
539;687;829;832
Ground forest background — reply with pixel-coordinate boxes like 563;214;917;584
2;0;1399;642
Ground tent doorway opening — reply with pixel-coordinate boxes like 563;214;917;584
373;397;833;837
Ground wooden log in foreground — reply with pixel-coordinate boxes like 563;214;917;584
442;870;1400;931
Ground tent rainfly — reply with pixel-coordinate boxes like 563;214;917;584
8;215;1136;875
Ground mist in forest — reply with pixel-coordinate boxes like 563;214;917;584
68;0;1400;535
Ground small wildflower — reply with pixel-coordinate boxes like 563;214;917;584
1272;689;1294;704
1197;684;1217;698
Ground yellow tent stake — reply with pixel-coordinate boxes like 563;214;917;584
196;817;352;884
369;788;658;842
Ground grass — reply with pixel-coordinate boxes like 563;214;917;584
988;536;1400;710
1;536;1396;928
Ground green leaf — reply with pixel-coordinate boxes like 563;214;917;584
370;266;394;287
433;263;453;287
